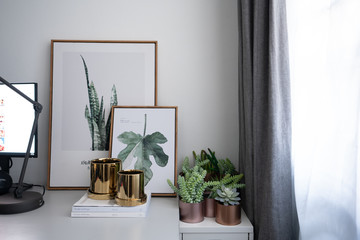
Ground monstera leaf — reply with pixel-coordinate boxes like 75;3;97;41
117;114;169;185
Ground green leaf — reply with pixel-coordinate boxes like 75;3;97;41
116;115;169;185
92;119;101;150
117;131;142;168
105;85;118;150
110;84;118;106
81;56;118;151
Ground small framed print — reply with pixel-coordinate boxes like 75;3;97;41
109;106;177;196
48;40;157;189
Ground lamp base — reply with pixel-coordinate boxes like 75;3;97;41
0;189;44;214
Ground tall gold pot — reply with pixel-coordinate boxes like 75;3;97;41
88;158;122;200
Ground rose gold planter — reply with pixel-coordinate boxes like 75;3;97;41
215;202;241;225
179;200;204;223
204;198;217;218
88;158;122;200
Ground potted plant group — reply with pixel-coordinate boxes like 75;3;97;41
167;159;217;223
205;173;245;217
194;148;245;217
214;185;242;225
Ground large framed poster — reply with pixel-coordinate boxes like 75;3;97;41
48;40;157;189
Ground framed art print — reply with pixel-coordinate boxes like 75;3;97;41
109;106;178;196
48;40;157;189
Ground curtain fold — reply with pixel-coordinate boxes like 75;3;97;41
238;0;299;239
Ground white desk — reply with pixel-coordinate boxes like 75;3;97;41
0;190;180;240
180;209;254;240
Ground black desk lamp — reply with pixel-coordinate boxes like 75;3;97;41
0;76;44;214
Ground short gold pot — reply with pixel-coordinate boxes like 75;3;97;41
115;170;147;206
215;202;241;225
88;158;122;200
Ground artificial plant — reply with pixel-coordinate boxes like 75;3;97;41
167;165;217;204
215;185;241;206
207;173;245;199
193;148;238;180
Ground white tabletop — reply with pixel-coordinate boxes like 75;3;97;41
180;209;253;234
0;190;180;240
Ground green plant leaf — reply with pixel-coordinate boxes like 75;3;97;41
81;56;118;151
92;119;101;150
117;131;143;168
143;132;168;167
105;85;118;150
116;114;169;185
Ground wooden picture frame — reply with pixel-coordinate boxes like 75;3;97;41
109;106;178;196
48;40;157;189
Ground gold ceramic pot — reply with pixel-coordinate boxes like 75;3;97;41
115;170;147;206
215;202;241;225
88;158;122;200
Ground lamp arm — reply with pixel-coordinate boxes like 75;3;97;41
0;76;38;107
0;76;43;199
14;108;41;198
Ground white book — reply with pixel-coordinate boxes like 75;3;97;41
71;190;151;218
71;211;147;218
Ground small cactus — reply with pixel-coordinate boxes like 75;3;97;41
215;185;241;206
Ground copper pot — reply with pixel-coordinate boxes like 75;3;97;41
179;200;204;223
88;158;122;200
204;197;217;218
215;202;241;225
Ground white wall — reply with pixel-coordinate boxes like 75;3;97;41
0;0;239;185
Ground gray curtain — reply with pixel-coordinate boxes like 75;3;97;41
238;0;299;239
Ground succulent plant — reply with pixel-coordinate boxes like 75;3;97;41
192;148;238;180
207;173;245;199
167;164;217;204
215;185;241;206
182;155;210;175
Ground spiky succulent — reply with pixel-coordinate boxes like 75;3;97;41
207;173;245;199
182;156;210;175
215;185;241;206
167;164;217;203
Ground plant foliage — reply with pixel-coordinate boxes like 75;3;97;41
193;148;237;180
182;155;210;174
215;185;241;206
207;173;245;198
81;55;118;151
117;114;169;185
167;165;217;203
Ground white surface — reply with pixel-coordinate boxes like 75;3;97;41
180;209;253;240
182;233;249;240
0;190;180;240
71;190;151;217
0;0;239;185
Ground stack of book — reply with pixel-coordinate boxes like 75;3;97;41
71;190;151;218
